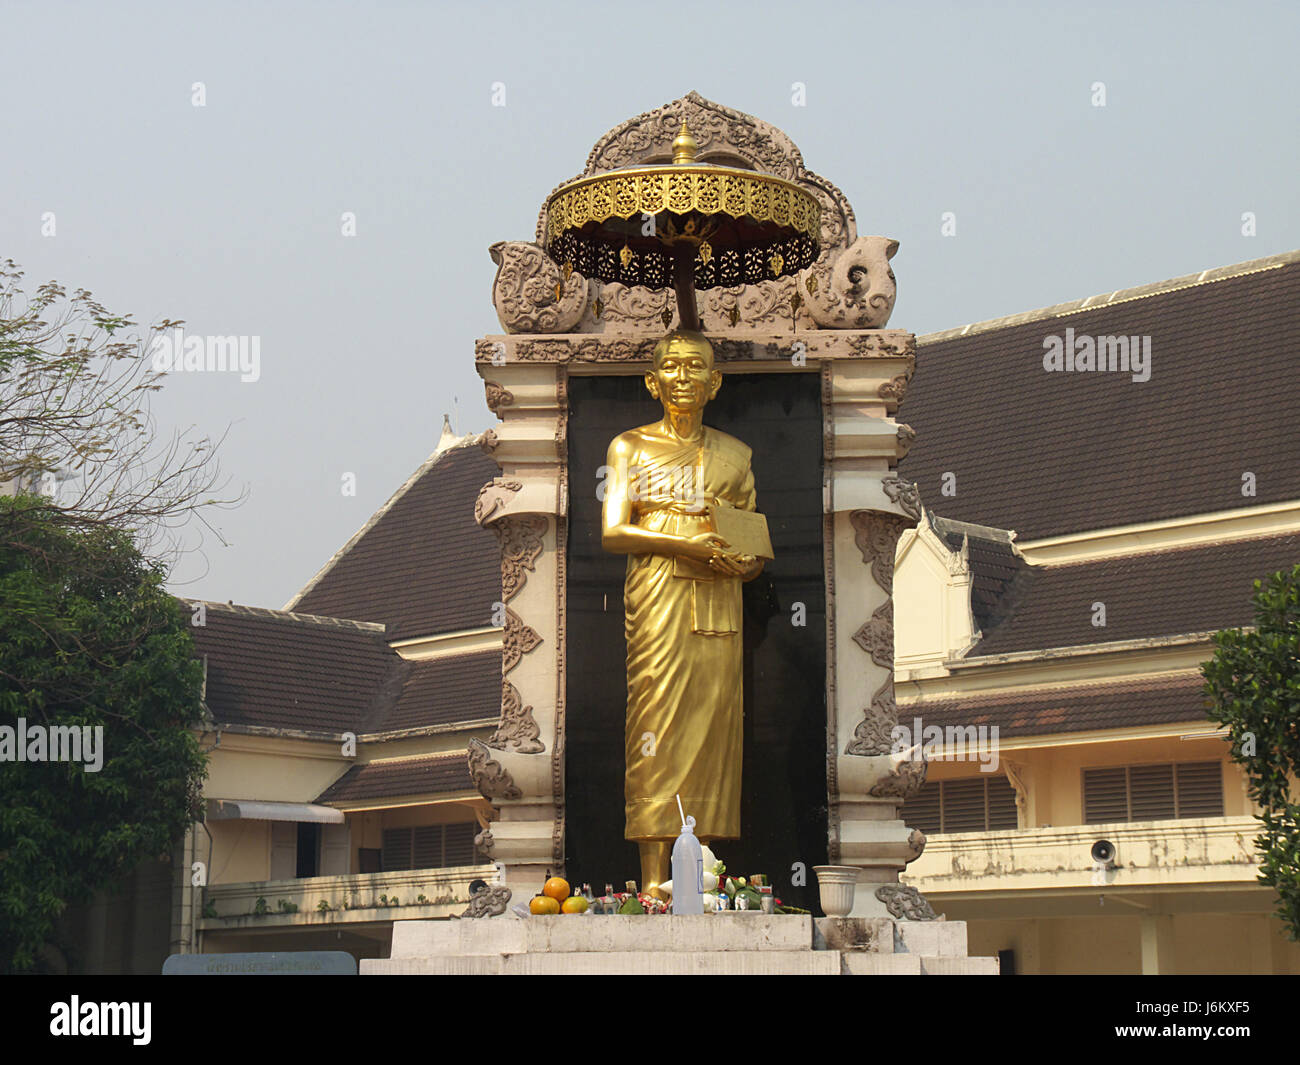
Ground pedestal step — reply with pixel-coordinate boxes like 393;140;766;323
368;915;999;974
364;951;1000;975
367;951;845;975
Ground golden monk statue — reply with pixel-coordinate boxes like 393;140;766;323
601;330;767;894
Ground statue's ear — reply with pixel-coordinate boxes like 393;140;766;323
709;368;723;398
644;371;659;399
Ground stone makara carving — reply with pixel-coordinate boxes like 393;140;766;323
867;746;928;799
875;883;938;921
475;478;522;526
882;475;922;521
489;240;587;334
804;236;898;329
460;882;512;919
467;738;523;801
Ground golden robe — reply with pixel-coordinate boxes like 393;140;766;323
621;425;756;842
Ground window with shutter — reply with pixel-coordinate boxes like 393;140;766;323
1083;767;1128;824
941;778;987;832
904;783;941;835
379;823;482;871
381;828;412;872
445;823;477;866
1129;764;1176;821
1084;761;1223;823
902;775;1021;833
1175;761;1223;817
986;776;1019;830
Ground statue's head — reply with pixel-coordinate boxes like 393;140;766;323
645;330;721;414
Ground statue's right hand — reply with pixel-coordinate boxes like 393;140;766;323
683;531;730;562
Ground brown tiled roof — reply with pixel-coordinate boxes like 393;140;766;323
315;754;475;805
901;673;1210;739
364;650;502;733
190;602;502;734
931;517;1026;634
900;259;1300;540
971;532;1299;655
190;602;405;733
289;440;502;641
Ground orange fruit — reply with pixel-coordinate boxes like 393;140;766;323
543;877;570;903
529;895;560;915
561;895;589;914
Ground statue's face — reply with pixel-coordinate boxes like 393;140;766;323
646;334;721;414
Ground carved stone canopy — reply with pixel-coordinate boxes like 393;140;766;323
491;92;901;335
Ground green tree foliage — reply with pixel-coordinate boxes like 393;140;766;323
0;262;231;970
1203;563;1300;939
0;495;207;971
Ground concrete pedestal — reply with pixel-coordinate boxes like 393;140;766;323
361;915;999;975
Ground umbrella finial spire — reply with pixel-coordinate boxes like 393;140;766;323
672;119;698;165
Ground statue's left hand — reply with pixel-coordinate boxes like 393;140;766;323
709;551;761;580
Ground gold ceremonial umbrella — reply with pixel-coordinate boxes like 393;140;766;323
544;121;820;330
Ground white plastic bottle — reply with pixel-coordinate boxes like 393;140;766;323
670;814;704;915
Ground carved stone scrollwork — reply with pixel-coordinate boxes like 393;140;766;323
595;283;673;332
460;882;512;919
852;601;894;669
906;828;927;862
803;236;899;329
501;607;542;676
875;883;938;921
845;679;897;756
879;366;914;404
896;424;916;457
868;754;928;799
479;429;499;456
493;514;546;602
850;511;910;594
882;475;922;521
484;381;514;415
702;278;800;331
467;738;522;801
475;479;522;526
488;679;544;755
489;241;587;334
474;827;495;859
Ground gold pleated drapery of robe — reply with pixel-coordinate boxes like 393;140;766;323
622;425;756;843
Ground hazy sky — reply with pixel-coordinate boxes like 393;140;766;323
3;0;1296;609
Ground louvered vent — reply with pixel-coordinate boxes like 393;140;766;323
906;782;942;834
381;828;412;871
903;775;1021;833
1175;761;1224;817
987;775;1019;830
380;823;481;871
1084;762;1223;823
445;822;477;866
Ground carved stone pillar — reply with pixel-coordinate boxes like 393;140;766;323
824;347;932;919
470;354;568;895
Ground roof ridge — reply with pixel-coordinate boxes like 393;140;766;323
184;598;388;633
1035;527;1300;571
929;512;1019;544
283;429;493;611
353;752;468;764
918;249;1300;345
904;669;1207;703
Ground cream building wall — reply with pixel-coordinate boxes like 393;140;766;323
891;503;1300;974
